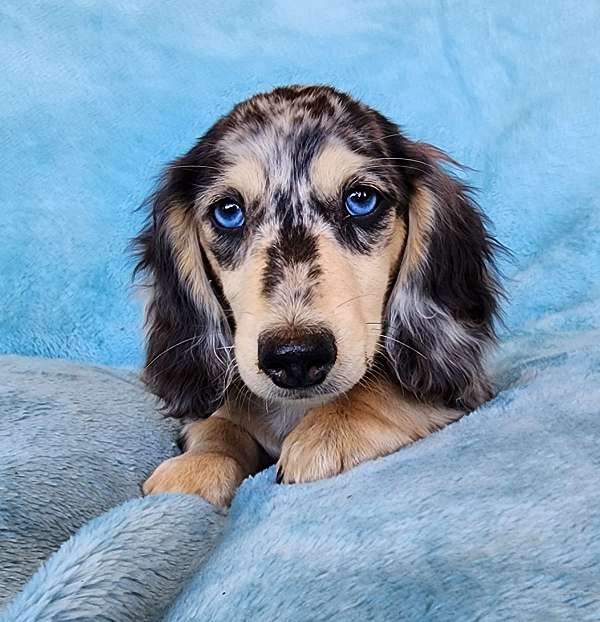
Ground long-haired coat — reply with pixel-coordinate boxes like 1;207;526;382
136;85;501;507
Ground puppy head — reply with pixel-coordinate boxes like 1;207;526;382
135;85;501;418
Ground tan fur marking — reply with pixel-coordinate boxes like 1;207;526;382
143;412;266;507
143;452;244;507
315;223;406;374
310;141;369;197
221;156;266;203
277;377;462;484
214;237;276;398
400;184;436;280
165;205;223;320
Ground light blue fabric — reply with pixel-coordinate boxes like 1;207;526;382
2;1;600;620
166;331;600;621
2;1;599;365
1;333;599;620
1;494;224;622
0;356;180;604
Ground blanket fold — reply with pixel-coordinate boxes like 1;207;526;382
1;328;599;620
0;496;225;622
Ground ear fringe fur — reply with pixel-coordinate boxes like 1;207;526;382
383;140;504;411
132;165;233;419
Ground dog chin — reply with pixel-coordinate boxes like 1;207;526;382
265;381;351;406
274;390;332;404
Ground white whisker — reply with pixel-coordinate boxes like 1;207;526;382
168;164;222;172
331;293;377;312
376;333;427;359
146;336;202;368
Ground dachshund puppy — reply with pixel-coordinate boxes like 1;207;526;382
136;85;501;507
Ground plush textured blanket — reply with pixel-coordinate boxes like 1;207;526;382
2;0;600;620
1;335;600;620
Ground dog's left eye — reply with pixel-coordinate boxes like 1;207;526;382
344;187;380;217
211;200;245;229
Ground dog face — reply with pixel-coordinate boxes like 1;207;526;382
135;85;501;418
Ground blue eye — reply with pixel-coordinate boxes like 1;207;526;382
344;187;380;217
212;200;245;229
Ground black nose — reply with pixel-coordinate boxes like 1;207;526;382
258;329;337;389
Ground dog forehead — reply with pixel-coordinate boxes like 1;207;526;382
222;117;323;172
218;121;369;206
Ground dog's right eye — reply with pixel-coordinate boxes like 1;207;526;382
211;200;245;230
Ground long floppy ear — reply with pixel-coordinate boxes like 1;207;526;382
383;140;502;410
133;155;232;419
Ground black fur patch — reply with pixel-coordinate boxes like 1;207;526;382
134;217;230;419
207;197;249;271
292;125;326;177
262;220;321;297
309;189;401;255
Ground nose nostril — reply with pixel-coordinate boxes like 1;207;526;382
258;329;337;390
303;365;331;388
307;365;325;383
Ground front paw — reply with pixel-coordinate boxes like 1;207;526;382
142;452;245;508
276;399;414;484
276;416;354;484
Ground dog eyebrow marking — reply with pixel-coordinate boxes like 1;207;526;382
220;155;266;204
310;141;369;197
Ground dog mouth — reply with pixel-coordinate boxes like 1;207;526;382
267;382;342;403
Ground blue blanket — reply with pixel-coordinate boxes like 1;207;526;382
2;1;599;364
2;335;600;620
1;1;600;620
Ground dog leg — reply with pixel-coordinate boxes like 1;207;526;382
143;410;267;507
277;379;463;484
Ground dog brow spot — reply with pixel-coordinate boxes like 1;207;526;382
310;142;369;198
221;157;266;204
